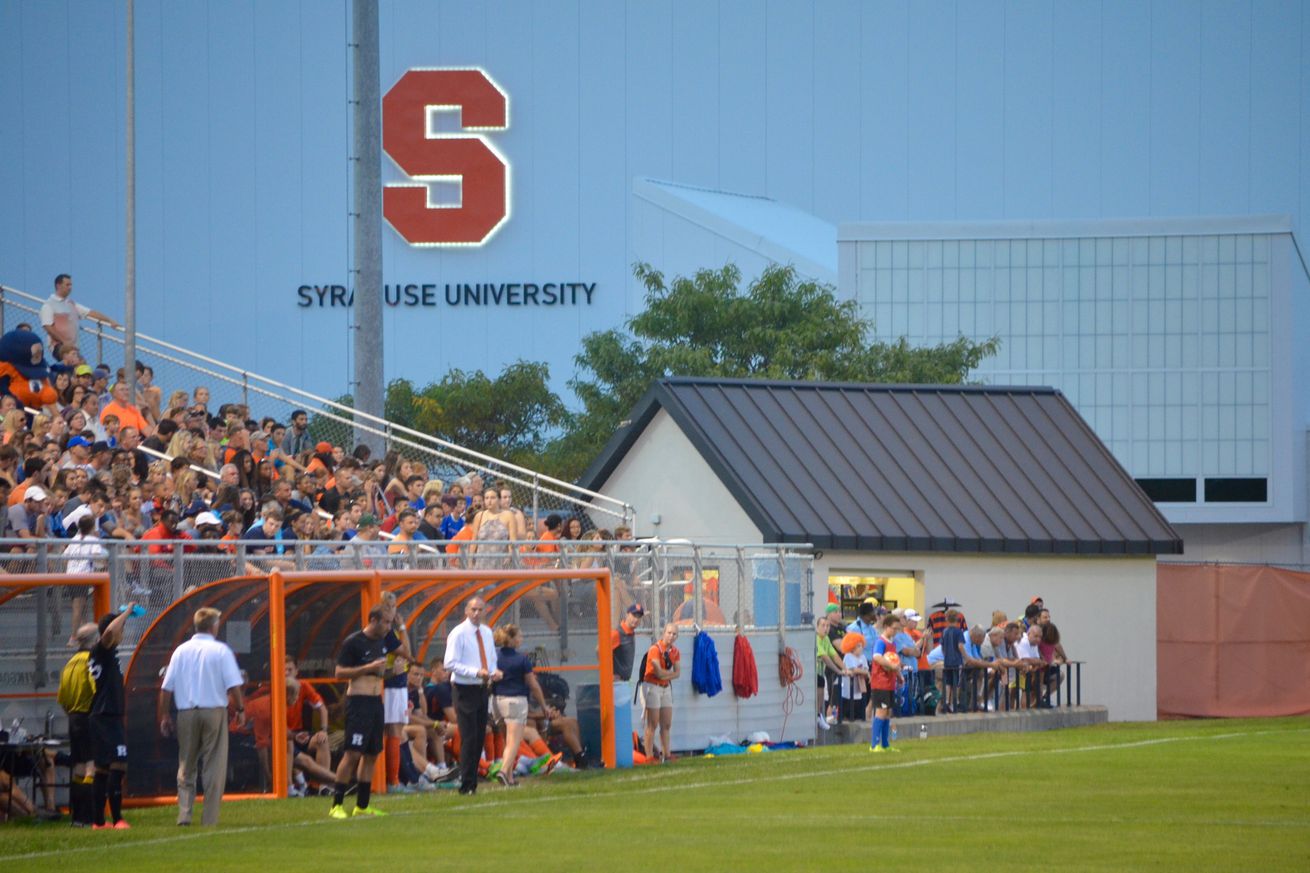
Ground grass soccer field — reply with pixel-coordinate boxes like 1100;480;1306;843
2;717;1306;872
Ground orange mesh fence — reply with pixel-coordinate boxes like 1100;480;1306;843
1158;563;1310;718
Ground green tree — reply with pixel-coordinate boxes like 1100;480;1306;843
556;262;999;478
389;361;569;469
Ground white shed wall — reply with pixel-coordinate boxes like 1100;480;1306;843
595;409;763;544
815;551;1158;722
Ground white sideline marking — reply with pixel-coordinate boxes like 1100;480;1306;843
2;728;1304;862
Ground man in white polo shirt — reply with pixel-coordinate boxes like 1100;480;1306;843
40;274;122;349
158;607;245;826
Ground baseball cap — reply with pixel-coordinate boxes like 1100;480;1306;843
74;364;93;376
90;441;111;455
25;485;48;501
903;608;922;623
626;604;646;617
194;511;222;527
93;364;111;378
357;513;380;528
315;441;333;454
67;436;92;449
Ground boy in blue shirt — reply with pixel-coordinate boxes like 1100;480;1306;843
940;609;966;714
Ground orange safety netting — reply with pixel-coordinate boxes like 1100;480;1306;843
1157;563;1310;718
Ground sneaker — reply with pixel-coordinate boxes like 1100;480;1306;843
868;745;885;754
495;769;512;787
542;752;564;775
317;786;334;797
112;820;131;829
415;778;438;793
328;804;349;819
352;805;387;817
527;754;551;775
487;760;503;781
288;784;307;798
883;746;902;753
390;783;416;794
817;715;830;732
432;763;455;780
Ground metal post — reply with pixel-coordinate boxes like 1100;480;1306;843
242;372;249;410
776;548;787;632
691;546;704;627
124;0;137;402
0;285;6;334
735;547;747;628
173;541;185;600
531;473;540;533
35;544;49;690
350;0;384;455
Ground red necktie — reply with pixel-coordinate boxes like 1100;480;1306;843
475;628;489;685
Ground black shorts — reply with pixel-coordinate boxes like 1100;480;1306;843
343;695;384;755
68;712;93;763
871;688;894;709
90;715;127;767
942;667;961;687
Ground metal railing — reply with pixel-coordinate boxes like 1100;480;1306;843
818;657;1085;726
0;282;635;530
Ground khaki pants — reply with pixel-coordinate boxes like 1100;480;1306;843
176;707;229;825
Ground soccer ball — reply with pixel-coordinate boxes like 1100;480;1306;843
884;652;902;670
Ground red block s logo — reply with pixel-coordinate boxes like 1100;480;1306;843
382;68;509;247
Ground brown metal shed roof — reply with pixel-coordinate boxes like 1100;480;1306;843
581;378;1182;555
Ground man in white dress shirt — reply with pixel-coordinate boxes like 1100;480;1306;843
443;597;501;795
158;607;245;826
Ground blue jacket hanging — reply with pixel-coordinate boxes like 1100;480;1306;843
691;630;723;697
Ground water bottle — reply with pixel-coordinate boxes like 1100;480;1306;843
919;723;928;740
891;726;898;742
118;603;147;618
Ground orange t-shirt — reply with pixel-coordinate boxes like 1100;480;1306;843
7;479;33;506
526;530;559;568
445;524;475;564
244;693;277;750
286;680;325;732
100;401;148;433
909;627;929;672
643;641;680;687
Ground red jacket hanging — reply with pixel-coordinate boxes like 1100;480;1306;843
732;634;759;699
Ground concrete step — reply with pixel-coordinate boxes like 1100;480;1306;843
814;705;1110;746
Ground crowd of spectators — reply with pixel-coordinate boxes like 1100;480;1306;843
815;596;1071;727
2;277;640;639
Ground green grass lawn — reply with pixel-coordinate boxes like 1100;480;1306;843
3;717;1307;872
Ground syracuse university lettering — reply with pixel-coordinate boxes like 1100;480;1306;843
297;282;596;308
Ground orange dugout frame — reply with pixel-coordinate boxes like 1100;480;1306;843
125;567;616;801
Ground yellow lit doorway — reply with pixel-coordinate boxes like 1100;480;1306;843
826;570;922;624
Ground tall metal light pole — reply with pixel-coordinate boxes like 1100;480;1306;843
351;0;383;453
124;0;137;403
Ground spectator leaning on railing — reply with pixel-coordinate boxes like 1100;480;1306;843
39;274;122;349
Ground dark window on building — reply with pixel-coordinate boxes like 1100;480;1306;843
1203;478;1268;503
1135;478;1197;503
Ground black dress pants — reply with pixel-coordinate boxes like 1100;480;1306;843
452;683;490;792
